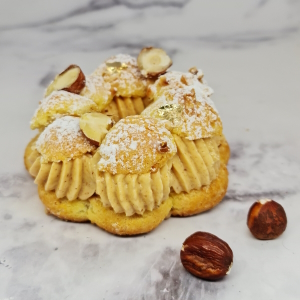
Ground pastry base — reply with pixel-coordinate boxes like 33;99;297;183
24;134;39;173
88;197;172;236
38;185;172;235
170;164;228;217
38;185;90;222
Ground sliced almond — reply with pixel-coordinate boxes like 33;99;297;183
45;65;86;97
137;47;172;78
79;113;113;145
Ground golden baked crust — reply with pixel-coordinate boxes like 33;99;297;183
170;164;228;216
24;134;40;173
36;116;96;162
38;185;172;235
80;75;114;111
88;196;172;236
93;54;151;98
142;71;222;140
219;136;230;165
38;184;90;222
30;91;100;130
98;116;177;174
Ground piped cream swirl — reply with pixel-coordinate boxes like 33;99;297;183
29;153;99;201
96;160;172;216
170;135;221;193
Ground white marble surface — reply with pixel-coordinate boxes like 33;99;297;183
1;0;300;299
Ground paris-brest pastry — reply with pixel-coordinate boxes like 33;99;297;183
24;47;230;235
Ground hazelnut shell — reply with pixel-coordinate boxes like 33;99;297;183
60;64;86;94
247;199;287;240
45;64;86;97
180;231;233;280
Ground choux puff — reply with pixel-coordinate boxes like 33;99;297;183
25;59;117;171
24;90;102;173
141;70;230;216
92;54;154;122
29;116;99;222
30;90;101;130
80;74;115;111
89;115;177;235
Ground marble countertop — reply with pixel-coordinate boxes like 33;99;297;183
1;1;300;299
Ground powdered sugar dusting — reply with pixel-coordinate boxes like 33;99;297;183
36;116;95;162
37;91;95;114
142;71;222;140
93;54;148;97
98;116;176;174
106;54;137;66
163;71;216;110
30;90;98;129
82;75;112;103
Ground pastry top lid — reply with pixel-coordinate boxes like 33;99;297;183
36;116;96;162
142;71;223;140
92;54;151;98
30;90;100;130
98;115;177;174
80;75;114;110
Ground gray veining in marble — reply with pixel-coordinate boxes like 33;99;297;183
1;0;300;299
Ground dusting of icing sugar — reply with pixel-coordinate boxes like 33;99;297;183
106;54;137;66
36;116;95;162
85;76;110;95
38;90;95;112
82;75;112;103
98;116;176;174
129;140;138;150
92;54;148;97
163;71;216;110
30;90;99;129
142;71;222;140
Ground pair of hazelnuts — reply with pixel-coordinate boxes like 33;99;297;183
180;199;287;281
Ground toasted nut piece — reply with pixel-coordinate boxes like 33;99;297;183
180;75;188;85
198;74;204;83
247;199;287;240
137;47;172;77
158;141;170;153
188;67;198;75
79;113;113;146
180;232;233;280
45;65;86;97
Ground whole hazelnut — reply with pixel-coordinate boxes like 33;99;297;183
180;232;233;280
247;199;287;240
